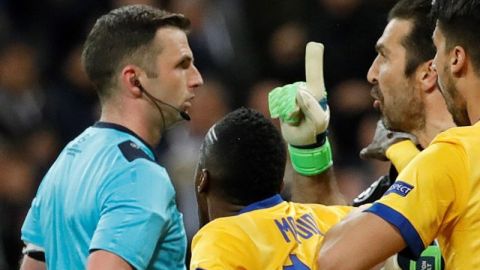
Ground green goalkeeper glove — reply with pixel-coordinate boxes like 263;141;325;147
269;42;332;176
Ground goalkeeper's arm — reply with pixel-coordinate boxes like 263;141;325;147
269;42;344;205
270;84;344;205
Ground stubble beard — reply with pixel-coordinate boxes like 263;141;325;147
440;76;470;126
378;84;425;134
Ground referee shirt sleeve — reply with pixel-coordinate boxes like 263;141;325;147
366;141;468;258
21;196;45;248
90;160;176;270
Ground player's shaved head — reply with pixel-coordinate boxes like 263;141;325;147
198;108;286;206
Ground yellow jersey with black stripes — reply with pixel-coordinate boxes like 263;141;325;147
190;194;352;270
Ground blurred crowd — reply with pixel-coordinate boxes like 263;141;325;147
0;0;396;268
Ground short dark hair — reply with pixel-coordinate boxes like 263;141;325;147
199;108;287;206
81;5;190;100
432;0;480;75
388;0;436;77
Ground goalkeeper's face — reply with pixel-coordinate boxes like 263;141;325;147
367;19;425;132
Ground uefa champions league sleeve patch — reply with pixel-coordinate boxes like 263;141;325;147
384;181;414;197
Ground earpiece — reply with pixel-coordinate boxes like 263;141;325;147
131;77;142;88
131;75;191;121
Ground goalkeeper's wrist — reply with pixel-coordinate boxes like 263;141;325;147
289;137;333;176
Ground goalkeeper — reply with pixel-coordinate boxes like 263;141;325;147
269;0;453;268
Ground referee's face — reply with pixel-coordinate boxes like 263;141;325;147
143;27;204;127
367;19;425;132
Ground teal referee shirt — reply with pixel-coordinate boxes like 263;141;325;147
21;122;186;270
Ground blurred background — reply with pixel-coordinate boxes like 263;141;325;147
0;0;397;268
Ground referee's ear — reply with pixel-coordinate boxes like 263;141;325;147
420;60;438;93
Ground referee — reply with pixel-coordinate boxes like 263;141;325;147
20;5;202;270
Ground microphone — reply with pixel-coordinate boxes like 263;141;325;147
132;79;191;121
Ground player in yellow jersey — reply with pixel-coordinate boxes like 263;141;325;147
188;101;432;269
353;0;455;207
190;107;352;270
191;0;455;267
318;0;480;269
280;0;453;267
190;25;351;268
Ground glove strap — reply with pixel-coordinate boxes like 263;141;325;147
288;138;333;176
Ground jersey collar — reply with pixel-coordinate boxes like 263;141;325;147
238;194;284;215
93;122;158;161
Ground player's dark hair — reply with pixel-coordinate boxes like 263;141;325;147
81;5;190;101
388;0;436;77
199;107;287;206
431;0;480;75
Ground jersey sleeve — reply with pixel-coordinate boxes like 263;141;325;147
90;160;176;270
190;222;253;270
21;177;51;248
366;142;468;258
21;196;45;247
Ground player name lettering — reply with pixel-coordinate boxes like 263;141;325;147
274;213;322;243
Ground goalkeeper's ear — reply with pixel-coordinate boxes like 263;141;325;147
419;60;437;93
